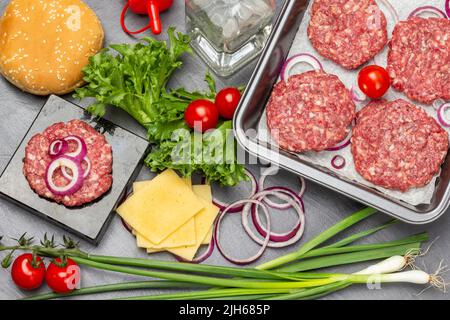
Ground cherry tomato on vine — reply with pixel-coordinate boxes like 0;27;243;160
358;65;391;99
11;253;46;290
45;257;80;293
184;99;219;133
215;87;242;120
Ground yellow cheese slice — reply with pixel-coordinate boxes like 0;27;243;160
117;169;204;244
133;177;192;192
196;185;214;245
132;176;196;249
166;185;219;261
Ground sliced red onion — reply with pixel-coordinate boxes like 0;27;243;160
377;0;399;24
49;139;69;158
212;168;258;213
446;0;450;18
259;166;306;210
121;218;133;234
62;157;91;179
408;6;447;19
331;155;346;170
280;53;323;82
326;130;352;152
45;156;84;196
259;186;305;213
433;99;446;111
63;136;87;161
247;189;305;247
215;199;270;265
437;103;450;128
349;85;367;103
175;238;215;264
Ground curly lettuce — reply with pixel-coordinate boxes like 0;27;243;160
74;28;247;186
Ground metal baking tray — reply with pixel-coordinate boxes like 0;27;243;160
234;0;450;224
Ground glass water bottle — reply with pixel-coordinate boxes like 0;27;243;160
186;0;276;77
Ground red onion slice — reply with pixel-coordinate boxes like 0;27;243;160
377;0;399;24
62;156;91;179
446;0;450;18
437;103;450;128
349;85;367;103
45;156;84;196
408;6;447;19
247;189;305;247
259;166;306;210
64;136;87;161
49;139;69;158
331;155;346;170
175;238;215;264
326;129;352;152
280;53;323;82
433;99;446;111
121;218;133;234
215;199;270;265
212;168;258;213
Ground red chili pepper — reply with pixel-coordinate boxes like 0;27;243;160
121;0;174;36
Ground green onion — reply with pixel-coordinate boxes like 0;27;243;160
22;281;206;300
277;242;422;272
257;207;377;270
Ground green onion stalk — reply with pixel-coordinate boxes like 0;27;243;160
0;207;431;300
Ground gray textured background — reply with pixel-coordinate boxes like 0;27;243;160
0;0;449;300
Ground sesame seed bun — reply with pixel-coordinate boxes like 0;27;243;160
0;0;104;95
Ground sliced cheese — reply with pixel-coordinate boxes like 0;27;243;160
166;185;219;261
132;176;196;248
117;169;204;244
135;219;196;249
133;176;192;192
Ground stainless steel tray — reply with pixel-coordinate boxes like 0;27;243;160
234;0;450;224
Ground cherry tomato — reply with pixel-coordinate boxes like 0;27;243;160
46;258;80;293
11;253;45;290
215;87;242;120
358;65;391;99
184;99;219;133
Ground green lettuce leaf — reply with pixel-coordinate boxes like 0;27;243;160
74;29;247;186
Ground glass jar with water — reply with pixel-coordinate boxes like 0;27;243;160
186;0;276;77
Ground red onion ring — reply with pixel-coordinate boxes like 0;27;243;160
49;139;69;158
247;189;305;246
62;157;91;179
212;168;258;213
280;53;323;82
408;6;447;19
214;199;271;265
331;155;346;170
349;85;367;103
45;156;84;196
64;135;87;161
326;130;352;152
121;218;133;234
433;99;446;111
437;103;450;128
377;0;399;24
259;166;306;210
446;0;450;18
175;237;215;264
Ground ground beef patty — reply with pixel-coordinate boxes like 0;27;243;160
352;99;449;191
307;0;388;70
23;120;113;207
387;17;450;104
267;70;356;152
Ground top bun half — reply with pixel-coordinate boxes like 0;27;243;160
0;0;104;95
